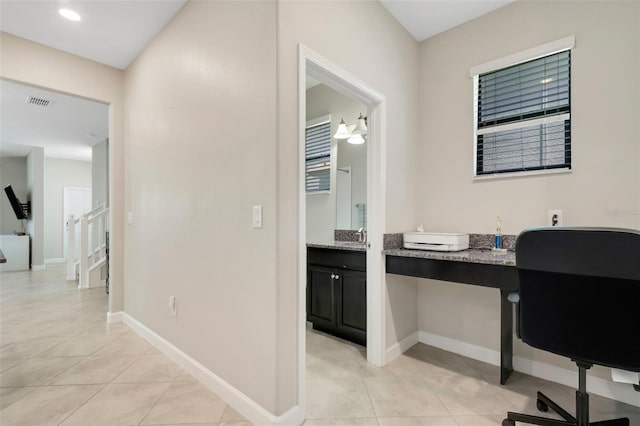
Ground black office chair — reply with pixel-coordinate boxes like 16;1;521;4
503;227;640;426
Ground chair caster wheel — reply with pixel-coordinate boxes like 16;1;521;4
502;419;515;426
536;399;549;412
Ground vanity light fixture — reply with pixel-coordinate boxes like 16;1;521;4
59;8;81;21
333;113;368;142
347;134;365;145
333;118;351;140
352;113;368;135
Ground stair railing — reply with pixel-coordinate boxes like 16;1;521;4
66;205;109;288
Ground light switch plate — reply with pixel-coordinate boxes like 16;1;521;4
127;211;134;225
252;205;263;229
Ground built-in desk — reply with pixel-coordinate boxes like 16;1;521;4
383;248;518;385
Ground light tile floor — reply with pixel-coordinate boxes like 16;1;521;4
0;265;250;426
305;329;640;425
2;265;638;426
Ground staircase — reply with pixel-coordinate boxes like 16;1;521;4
66;205;110;289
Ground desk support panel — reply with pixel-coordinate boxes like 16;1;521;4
386;255;519;385
500;289;514;384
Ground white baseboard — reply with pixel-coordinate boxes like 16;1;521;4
415;330;639;408
106;311;123;323
45;258;66;264
122;312;304;425
418;330;500;366
385;331;419;363
31;264;46;271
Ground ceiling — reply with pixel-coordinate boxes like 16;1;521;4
0;0;185;161
0;0;513;161
0;0;187;70
0;80;108;161
380;0;515;41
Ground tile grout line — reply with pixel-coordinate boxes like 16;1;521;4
361;374;380;422
53;382;109;426
0;385;39;412
135;380;175;426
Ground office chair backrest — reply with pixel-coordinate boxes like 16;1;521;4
516;227;640;371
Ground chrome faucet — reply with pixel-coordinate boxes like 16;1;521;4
356;228;367;243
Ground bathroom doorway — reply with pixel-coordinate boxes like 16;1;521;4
298;44;387;418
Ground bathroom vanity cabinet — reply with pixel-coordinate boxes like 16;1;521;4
307;246;366;346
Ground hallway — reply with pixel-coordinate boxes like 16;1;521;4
0;264;250;426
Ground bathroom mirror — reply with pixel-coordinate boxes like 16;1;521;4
306;76;367;242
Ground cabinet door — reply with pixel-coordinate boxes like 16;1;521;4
307;265;336;328
336;269;367;344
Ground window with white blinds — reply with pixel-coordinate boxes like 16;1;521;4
475;50;571;176
305;120;331;192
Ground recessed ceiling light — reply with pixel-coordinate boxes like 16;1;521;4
59;8;81;21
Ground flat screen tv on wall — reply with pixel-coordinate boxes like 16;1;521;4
3;185;30;220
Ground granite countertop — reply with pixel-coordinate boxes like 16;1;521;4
382;247;515;266
307;241;368;252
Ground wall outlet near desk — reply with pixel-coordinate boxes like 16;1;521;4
548;209;563;227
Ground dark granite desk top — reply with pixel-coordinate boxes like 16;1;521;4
383;248;515;266
307;241;367;252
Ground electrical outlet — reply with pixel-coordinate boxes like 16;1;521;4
548;209;563;227
169;296;177;316
252;205;263;229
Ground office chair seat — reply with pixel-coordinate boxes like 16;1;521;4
503;227;640;426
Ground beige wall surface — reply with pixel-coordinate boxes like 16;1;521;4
0;32;125;312
277;0;421;412
123;0;279;414
417;1;639;379
92;139;109;209
0;156;28;234
306;83;366;242
43;158;92;260
26;147;44;267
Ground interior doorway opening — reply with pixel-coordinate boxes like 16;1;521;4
0;77;114;311
298;44;387;418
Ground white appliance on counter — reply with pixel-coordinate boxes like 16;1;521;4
403;232;469;252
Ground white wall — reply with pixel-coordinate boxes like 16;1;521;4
26;147;44;268
44;157;91;261
306;83;366;242
92;139;109;209
277;0;421;412
124;0;280;415
0;156;28;234
417;0;639;380
0;32;125;312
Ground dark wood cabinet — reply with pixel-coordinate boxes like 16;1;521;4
307;247;366;346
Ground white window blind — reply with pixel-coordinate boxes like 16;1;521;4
475;50;571;175
305;120;331;192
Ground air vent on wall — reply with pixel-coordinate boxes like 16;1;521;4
26;96;52;107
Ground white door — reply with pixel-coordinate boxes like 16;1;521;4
63;187;92;259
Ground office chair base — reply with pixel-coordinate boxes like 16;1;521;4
503;364;630;426
502;415;629;426
503;390;630;426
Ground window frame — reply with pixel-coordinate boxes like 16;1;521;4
471;36;575;179
305;114;332;194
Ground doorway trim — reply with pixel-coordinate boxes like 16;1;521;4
297;43;387;414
